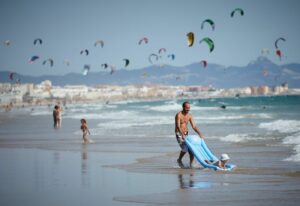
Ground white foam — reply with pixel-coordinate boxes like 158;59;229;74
113;99;146;105
64;113;106;120
104;104;118;109
226;106;256;110
256;113;272;119
195;113;271;122
146;100;223;112
65;108;87;113
199;115;244;121
220;134;249;142
65;103;105;112
90;128;149;136
259;120;300;133
65;110;137;120
284;153;300;162
191;106;219;111
148;101;182;112
30;110;52;116
282;132;300;162
219;133;265;143
282;132;300;145
96;115;172;129
148;104;219;112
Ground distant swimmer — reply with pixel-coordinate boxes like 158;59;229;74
175;101;205;168
80;119;91;144
220;105;226;109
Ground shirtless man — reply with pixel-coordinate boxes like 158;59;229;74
175;101;204;168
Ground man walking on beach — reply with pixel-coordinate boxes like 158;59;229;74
175;101;204;168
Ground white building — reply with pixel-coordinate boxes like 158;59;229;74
51;85;89;99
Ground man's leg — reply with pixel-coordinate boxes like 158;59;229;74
188;150;194;168
177;151;185;168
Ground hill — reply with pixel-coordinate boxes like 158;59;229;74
1;57;300;88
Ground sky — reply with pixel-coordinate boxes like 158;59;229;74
0;0;300;76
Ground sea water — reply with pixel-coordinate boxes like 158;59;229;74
1;95;300;206
2;95;300;162
21;95;299;162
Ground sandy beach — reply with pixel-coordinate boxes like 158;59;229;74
1;97;300;206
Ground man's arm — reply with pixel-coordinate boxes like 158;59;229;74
190;115;205;138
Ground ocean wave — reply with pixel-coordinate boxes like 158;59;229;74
67;104;104;111
96;116;172;129
259;120;300;133
64;110;138;120
194;113;272;122
82;128;150;136
30;110;52;116
148;102;182;112
149;104;219;112
64;113;106;120
65;108;88;113
219;133;266;143
104;104;118;109
226;106;260;110
282;132;300;162
112;99;148;105
282;132;300;145
148;102;262;112
284;153;300;162
195;116;244;121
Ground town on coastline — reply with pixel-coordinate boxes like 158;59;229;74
1;80;299;111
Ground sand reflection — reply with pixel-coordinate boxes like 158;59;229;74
178;173;212;189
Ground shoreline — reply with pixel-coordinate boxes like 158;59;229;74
2;92;300;111
1;136;299;206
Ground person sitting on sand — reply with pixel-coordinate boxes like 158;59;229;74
205;153;230;169
80;119;91;144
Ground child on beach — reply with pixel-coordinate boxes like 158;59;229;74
80;119;91;144
53;105;63;129
205;153;230;169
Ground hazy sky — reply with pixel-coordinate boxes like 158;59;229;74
0;0;299;76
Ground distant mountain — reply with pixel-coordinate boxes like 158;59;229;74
1;56;300;88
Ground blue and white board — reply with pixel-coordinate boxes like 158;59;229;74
185;135;236;171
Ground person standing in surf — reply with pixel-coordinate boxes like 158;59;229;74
80;119;91;144
56;105;62;128
53;105;59;129
175;101;205;168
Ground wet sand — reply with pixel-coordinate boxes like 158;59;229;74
1;138;300;206
109;139;300;206
0;112;300;206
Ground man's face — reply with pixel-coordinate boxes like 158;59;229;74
183;103;190;113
